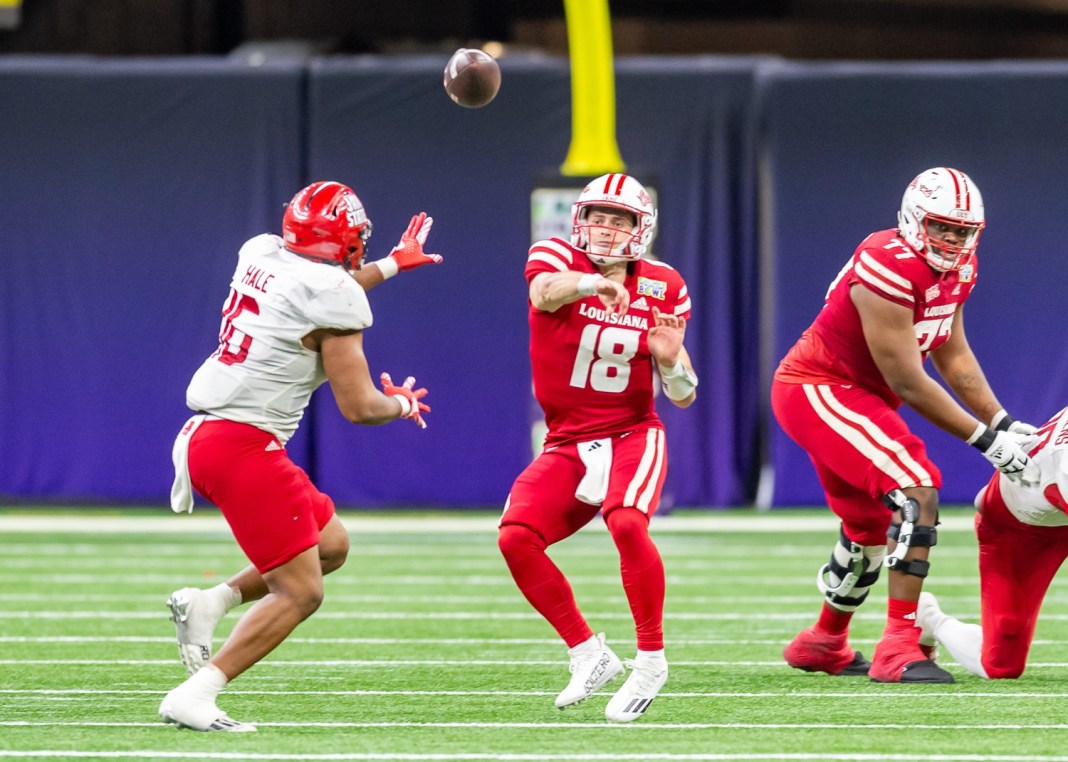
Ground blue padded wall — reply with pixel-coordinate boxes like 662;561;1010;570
0;57;305;502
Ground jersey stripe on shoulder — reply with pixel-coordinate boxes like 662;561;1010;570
674;285;691;315
856;250;914;304
527;239;574;272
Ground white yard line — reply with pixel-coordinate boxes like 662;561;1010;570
0;751;1065;761
4;689;1068;698
4;658;1068;669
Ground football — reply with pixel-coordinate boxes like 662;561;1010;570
443;48;501;108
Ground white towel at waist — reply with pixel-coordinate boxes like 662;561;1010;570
170;414;214;514
575;438;613;506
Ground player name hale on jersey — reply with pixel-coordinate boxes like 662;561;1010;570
241;265;275;293
577;302;650;330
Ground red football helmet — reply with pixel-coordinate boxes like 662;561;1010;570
282;181;373;269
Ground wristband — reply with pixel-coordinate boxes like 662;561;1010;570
375;256;400;281
658;361;698;401
967;422;997;451
991;409;1014;432
576;273;604;297
391;393;412;417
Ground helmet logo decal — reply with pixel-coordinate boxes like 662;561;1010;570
339;195;366;228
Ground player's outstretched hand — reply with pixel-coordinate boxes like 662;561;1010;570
388;212;443;272
595;278;629;315
380;372;430;429
648;306;686;365
980;430;1039;487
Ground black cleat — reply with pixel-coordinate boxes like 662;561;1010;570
837;651;871;676
871;658;954;684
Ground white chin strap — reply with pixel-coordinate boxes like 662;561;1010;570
585;249;631;265
924;244;959;272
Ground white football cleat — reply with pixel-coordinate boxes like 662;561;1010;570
167;587;227;676
605;655;668;722
916;591;946;651
159;687;256;732
554;633;624;709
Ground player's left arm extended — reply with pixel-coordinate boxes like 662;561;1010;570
350;212;442;292
929;307;1004;426
649;306;696;408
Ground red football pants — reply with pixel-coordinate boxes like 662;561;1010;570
976;475;1068;678
188;419;336;573
772;379;942;545
499;427;667;650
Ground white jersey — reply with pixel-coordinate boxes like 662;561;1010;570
995;406;1068;527
186;234;372;444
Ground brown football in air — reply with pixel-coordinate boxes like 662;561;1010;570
443;48;501;108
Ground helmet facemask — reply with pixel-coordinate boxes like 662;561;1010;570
917;213;983;272
577;205;641;264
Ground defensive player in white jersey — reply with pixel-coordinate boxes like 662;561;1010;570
916;407;1068;679
499;174;697;722
771;168;1038;684
158;181;441;732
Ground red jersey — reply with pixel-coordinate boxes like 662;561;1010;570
526;238;692;446
775;228;978;407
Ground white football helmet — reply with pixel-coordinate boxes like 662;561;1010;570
897;167;985;272
571;173;657;264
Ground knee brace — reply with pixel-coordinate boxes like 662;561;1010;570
816;525;886;612
882;489;938;578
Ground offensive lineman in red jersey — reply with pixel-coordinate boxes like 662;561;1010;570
498;173;697;722
771;167;1039;683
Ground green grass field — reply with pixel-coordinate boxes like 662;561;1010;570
3;507;1068;761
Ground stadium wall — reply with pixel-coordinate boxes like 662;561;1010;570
0;55;1064;508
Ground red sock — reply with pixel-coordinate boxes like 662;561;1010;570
498;524;592;647
816;602;853;636
606;509;665;651
886;597;920;634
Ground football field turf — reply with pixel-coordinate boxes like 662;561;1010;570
3;507;1068;761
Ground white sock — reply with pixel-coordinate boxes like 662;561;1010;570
568;634;600;656
636;649;666;668
178;664;228;702
932;616;989;678
210;583;242;612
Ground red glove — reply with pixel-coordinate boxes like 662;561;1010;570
380;372;430;429
388;212;443;272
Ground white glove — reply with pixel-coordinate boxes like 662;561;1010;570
971;426;1040;487
991;409;1038;436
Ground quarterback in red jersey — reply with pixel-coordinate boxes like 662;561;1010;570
771;167;1039;684
499;173;697;722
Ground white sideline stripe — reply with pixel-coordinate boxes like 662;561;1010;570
0;513;977;533
6;689;1068;698
0;754;1066;762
